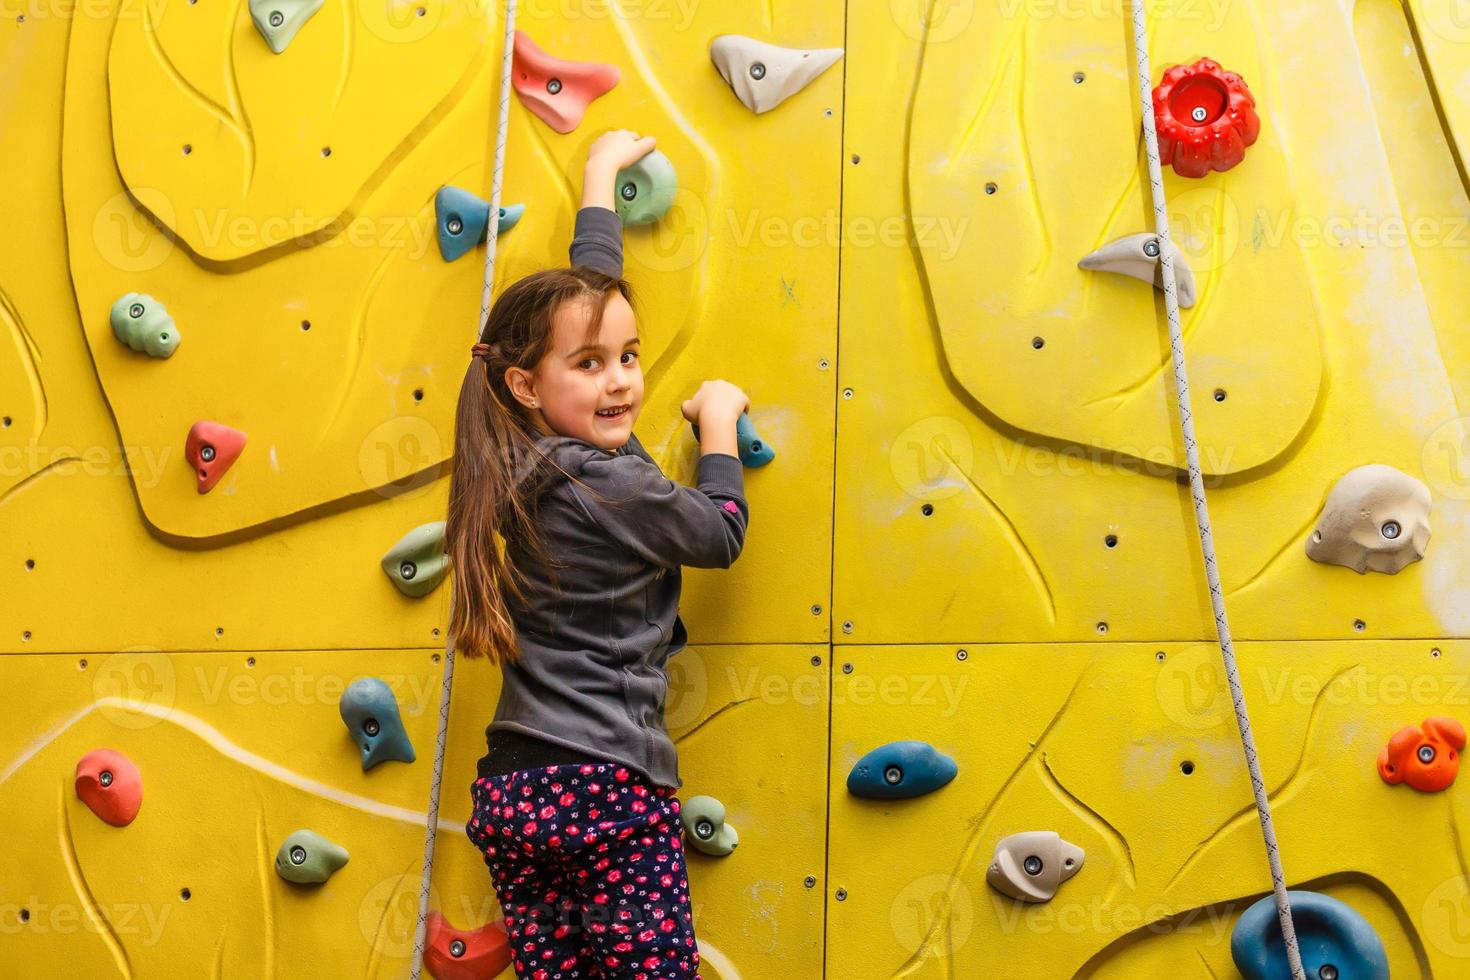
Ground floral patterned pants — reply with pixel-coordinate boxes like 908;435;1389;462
467;763;702;979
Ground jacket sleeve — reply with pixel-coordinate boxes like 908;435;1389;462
565;445;748;570
569;206;623;278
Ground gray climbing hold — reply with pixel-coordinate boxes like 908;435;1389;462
614;150;678;227
679;795;738;857
1078;233;1197;308
339;677;416;770
248;0;324;54
381;521;448;598
274;829;349;884
709;35;844;114
1307;464;1432;574
986;831;1084;903
109;293;180;358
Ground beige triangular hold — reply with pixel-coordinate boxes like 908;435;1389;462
1078;233;1197;308
710;35;843;114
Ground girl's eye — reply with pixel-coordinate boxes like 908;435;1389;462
622;351;638;365
579;358;598;370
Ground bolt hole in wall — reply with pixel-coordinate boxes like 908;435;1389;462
1433;647;1443;659
1353;619;1367;632
1180;760;1196;775
301;320;311;331
180;888;191;901
1096;622;1109;634
1213;388;1227;402
181;144;192;156
985;181;998;195
1031;336;1044;349
77;659;87;670
25;558;34;570
1104;534;1118;548
413;388;424;403
921;503;933;517
1155;651;1166;662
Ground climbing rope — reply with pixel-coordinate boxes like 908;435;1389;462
1126;2;1304;977
408;1;519;975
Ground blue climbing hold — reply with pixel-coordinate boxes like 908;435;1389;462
691;413;775;468
434;186;524;262
846;740;958;800
338;678;416;770
1231;890;1388;980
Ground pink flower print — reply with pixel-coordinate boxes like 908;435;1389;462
607;869;623;883
554;924;572;940
622;883;636;895
490;788;502;801
566;824;581;835
548;835;561;847
660;873;673;887
615;941;634;953
522;821;538;834
581;765;595;774
588;806;601;818
639;928;657;942
659;918;677;933
550;782;563;792
599;820;615;830
631;800;647;814
643;955;662;969
632;785;648;797
592;892;610;905
539;805;555;818
517;800;534;813
595;857;611;870
615;768;630;782
589;782;602;793
559;793;576;806
533;970;548;980
560;956;579;970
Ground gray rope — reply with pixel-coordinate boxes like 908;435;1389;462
1126;3;1304;977
408;1;518;975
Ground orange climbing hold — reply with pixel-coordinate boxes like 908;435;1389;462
511;31;620;134
424;911;511;980
75;749;143;826
1378;716;1465;792
185;420;247;494
1152;57;1260;178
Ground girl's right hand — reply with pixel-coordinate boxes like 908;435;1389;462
681;380;750;425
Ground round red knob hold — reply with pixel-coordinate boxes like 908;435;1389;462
1152;57;1260;178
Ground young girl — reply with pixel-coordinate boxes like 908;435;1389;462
447;130;751;980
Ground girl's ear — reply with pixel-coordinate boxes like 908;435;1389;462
504;365;540;410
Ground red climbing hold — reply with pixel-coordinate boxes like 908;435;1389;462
185;420;247;494
75;749;143;826
511;31;620;134
1152;57;1260;178
1378;716;1466;792
425;911;511;980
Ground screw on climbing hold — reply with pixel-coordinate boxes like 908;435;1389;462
709;35;843;114
986;831;1085;903
110;293;180;358
339;677;416;770
247;0;325;53
1306;464;1431;574
1381;520;1401;539
185;421;247;493
1152;57;1261;177
426;912;512;979
1078;232;1198;308
689;412;775;468
679;795;738;856
380;521;449;598
434;187;524;262
511;31;619;133
847;741;958;800
273;829;348;884
1230;890;1388;980
1378;716;1465;792
75;749;142;826
614;149;678;227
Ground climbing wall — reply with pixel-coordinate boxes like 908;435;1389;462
5;0;1470;975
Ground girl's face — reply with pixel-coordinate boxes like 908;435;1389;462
510;291;643;450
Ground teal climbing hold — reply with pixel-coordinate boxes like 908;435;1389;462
691;413;775;468
434;186;524;262
1231;890;1388;980
248;0;324;53
273;829;349;884
339;678;416;770
381;521;449;598
109;293;180;358
679;795;738;857
847;740;958;799
614;150;677;227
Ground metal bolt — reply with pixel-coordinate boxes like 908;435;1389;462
749;62;766;80
810;604;822;616
804;875;816;888
129;303;145;318
401;560;417;580
956;649;968;661
810;654;822;666
1073;71;1085;84
290;846;307;865
1319;966;1338;980
1155;651;1166;662
884;765;903;785
842;662;853;674
841;620;854;634
696;819;714;840
1022;855;1043;876
450;939;467;958
1096;621;1109;634
447;216;463;235
621;182;638;201
1419;744;1436;764
1143;238;1160;258
1381;520;1401;539
269;9;283;26
100;770;114;787
819;358;830;370
1191;106;1208;122
835;888;847;901
842;388;853;399
364;718;380;737
201;445;216;462
547;78;562;95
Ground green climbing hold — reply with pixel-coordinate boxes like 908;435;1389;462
614;150;677;227
273;829;349;884
381;521;449;598
109;293;180;358
679;795;738;857
248;0;324;54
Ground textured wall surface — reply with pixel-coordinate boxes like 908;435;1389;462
6;0;1470;975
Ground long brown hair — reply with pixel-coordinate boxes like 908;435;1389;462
448;266;634;664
